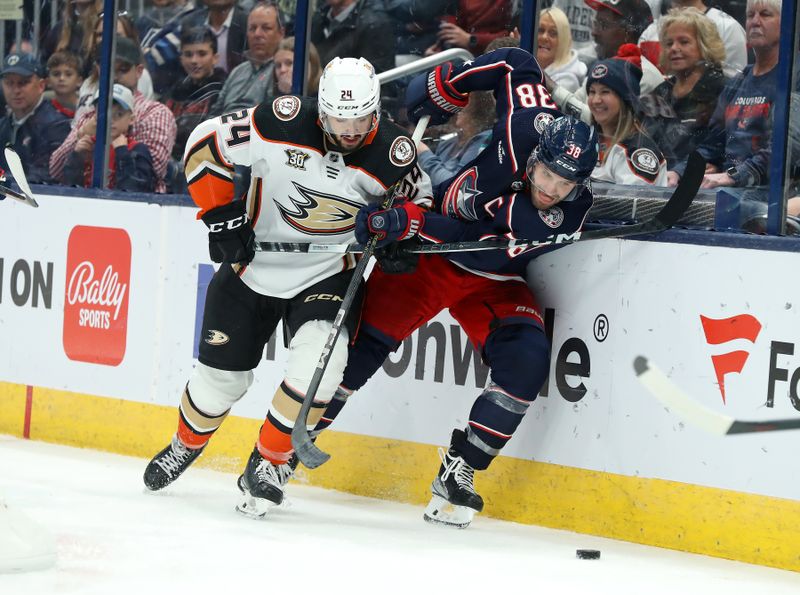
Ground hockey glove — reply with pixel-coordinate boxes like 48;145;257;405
405;63;468;126
355;200;425;248
374;238;420;274
200;200;255;264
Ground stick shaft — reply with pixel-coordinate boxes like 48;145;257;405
291;116;430;468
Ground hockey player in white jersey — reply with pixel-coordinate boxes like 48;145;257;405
143;57;431;517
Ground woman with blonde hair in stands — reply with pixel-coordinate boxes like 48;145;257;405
41;0;101;68
639;8;727;171
272;37;322;97
587;44;668;186
536;7;587;93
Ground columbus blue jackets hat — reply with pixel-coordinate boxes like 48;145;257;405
586;44;643;107
1;53;45;78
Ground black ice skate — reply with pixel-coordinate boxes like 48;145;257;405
423;432;484;529
143;435;205;491
236;447;294;519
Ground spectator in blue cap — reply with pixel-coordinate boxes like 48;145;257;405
0;52;72;184
62;83;156;192
586;44;667;186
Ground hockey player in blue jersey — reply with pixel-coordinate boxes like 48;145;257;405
304;48;599;528
408;46;564;219
313;111;599;529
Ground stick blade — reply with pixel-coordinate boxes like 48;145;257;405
3;148;38;207
292;435;331;469
633;356;734;436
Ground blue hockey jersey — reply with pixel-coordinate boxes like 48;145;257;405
430;47;564;220
420;186;594;281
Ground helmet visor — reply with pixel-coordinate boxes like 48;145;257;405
528;161;579;204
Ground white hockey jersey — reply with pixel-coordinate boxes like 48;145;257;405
591;131;668;186
184;96;432;298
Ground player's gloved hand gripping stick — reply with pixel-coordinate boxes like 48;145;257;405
291;115;431;469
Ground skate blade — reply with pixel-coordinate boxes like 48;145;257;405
236;494;277;519
423;494;475;529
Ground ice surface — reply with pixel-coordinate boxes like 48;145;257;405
2;436;799;595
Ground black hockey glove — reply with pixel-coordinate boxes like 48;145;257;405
200;200;255;264
374;238;420;274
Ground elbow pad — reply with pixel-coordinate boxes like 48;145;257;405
550;84;592;125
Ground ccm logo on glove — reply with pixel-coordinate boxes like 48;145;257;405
206;213;248;232
201;201;256;264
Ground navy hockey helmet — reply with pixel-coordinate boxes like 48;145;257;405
527;116;598;185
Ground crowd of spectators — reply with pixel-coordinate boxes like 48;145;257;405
0;0;792;227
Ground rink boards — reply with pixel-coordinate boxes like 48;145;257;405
2;193;800;571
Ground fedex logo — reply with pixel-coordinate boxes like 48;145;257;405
63;226;131;366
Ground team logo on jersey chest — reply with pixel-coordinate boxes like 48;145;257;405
389;136;415;167
539;206;564;228
631;148;659;174
276;181;363;235
285;148;310;170
273;95;301;121
533;112;555;134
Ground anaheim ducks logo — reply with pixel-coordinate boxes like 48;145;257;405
276;182;363;235
205;329;230;346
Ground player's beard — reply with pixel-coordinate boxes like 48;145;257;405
325;132;367;154
531;186;560;210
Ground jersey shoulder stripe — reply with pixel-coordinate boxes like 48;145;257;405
344;119;417;190
252;96;326;153
184;129;236;214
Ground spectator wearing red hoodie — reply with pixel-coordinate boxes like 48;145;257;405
418;0;514;55
63;84;156;192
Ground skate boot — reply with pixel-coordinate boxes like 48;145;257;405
423;431;484;529
236;447;294;519
143;435;205;491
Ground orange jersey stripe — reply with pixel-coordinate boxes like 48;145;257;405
184;131;235;216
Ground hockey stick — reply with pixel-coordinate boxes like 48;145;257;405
291;115;431;469
255;151;705;255
633;356;800;434
2;148;38;208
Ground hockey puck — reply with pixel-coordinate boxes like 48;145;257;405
576;549;601;560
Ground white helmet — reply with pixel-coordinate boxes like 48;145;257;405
318;57;381;135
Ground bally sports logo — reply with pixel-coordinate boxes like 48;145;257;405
63;226;131;366
700;314;762;403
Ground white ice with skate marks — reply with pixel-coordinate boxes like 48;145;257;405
2;437;800;595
